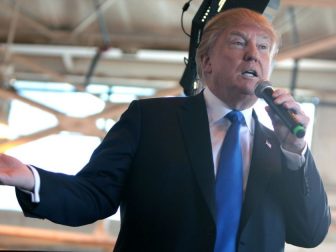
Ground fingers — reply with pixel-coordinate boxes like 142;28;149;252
0;154;35;190
272;89;299;111
271;89;310;128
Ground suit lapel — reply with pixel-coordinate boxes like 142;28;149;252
239;112;281;232
177;92;216;222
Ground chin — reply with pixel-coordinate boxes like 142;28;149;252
240;82;256;95
238;77;257;86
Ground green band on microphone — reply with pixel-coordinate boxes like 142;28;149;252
293;125;306;138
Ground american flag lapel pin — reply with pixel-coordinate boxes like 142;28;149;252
266;140;272;149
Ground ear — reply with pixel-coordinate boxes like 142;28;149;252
201;54;212;74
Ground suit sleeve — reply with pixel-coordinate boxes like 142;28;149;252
16;100;141;227
282;148;331;247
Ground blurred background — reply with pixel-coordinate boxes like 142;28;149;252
0;0;334;251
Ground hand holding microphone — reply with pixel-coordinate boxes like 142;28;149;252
254;80;306;138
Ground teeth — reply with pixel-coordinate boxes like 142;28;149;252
242;70;257;77
243;73;255;77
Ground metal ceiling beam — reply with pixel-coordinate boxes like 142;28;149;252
0;2;59;41
71;0;119;36
0;127;61;153
11;54;67;83
0;223;116;250
0;116;106;153
276;34;336;61
13;72;178;89
0;88;65;116
0;30;187;51
3;1;20;63
282;0;336;8
0;43;123;58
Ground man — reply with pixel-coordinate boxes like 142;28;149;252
0;8;331;252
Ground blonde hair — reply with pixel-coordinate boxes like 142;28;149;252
195;8;279;83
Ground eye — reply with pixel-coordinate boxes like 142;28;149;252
231;39;246;47
258;43;270;51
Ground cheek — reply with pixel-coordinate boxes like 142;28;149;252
261;58;272;76
214;55;237;72
266;65;273;78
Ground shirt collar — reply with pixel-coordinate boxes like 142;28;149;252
203;87;254;133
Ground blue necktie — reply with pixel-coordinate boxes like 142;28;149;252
214;110;244;252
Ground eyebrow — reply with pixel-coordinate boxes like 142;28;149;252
229;31;247;39
229;31;271;41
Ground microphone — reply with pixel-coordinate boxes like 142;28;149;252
254;81;306;138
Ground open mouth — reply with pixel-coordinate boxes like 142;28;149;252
242;70;258;78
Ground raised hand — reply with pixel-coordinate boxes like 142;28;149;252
265;88;309;154
0;153;35;191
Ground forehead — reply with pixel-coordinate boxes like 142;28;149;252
223;23;274;42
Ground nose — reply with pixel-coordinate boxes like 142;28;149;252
244;43;259;62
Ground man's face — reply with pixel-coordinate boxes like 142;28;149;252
202;22;275;109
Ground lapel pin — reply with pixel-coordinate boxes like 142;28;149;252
266;140;272;149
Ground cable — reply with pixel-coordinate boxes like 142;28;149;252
181;0;193;37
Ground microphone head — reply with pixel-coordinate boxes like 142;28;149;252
254;80;272;98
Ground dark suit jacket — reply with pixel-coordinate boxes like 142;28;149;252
17;92;331;252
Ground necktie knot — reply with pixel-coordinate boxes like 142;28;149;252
225;110;244;125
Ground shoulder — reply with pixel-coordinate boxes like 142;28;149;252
132;92;205;111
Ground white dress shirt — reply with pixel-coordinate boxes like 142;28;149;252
203;87;254;192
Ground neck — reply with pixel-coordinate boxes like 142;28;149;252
225;96;256;110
